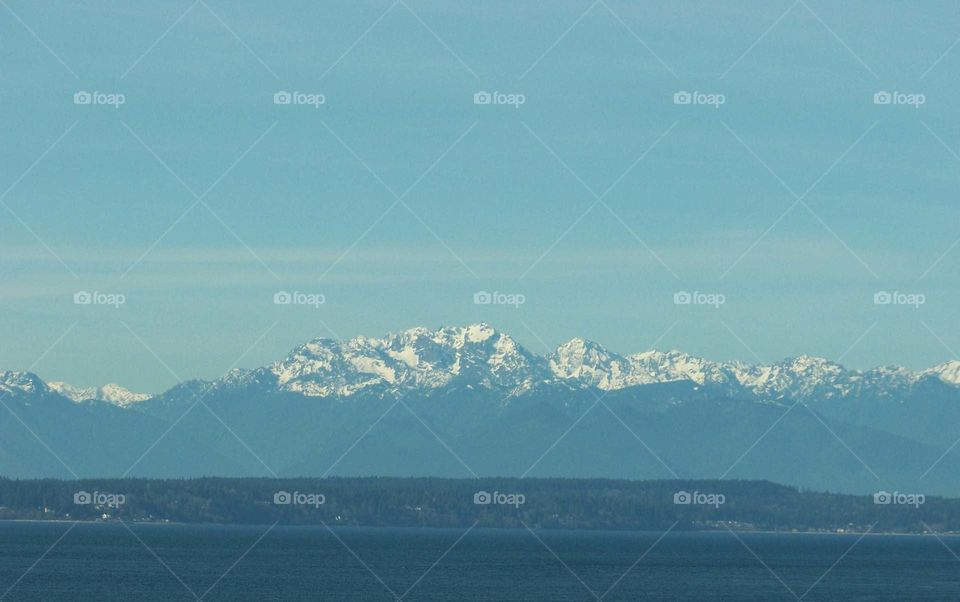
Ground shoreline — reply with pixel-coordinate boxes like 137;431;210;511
1;519;955;537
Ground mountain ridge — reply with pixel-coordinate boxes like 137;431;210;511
4;323;958;404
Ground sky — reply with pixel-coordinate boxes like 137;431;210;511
1;0;959;392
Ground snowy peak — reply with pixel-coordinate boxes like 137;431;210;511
47;381;151;406
271;336;389;397
383;323;549;391
550;338;644;390
551;338;617;369
0;371;49;396
95;383;151;406
924;361;960;385
270;323;547;397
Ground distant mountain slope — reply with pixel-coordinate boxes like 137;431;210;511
0;372;242;478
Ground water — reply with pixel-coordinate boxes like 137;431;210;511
0;523;958;600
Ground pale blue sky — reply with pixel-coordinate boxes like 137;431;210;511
2;0;959;391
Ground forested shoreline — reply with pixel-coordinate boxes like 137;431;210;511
0;477;954;534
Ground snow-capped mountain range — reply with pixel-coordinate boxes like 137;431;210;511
237;323;960;401
3;323;957;405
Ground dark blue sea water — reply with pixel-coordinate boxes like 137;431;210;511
0;522;958;600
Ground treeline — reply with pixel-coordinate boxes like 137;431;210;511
0;477;955;533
